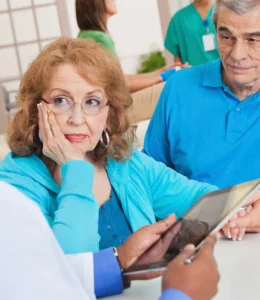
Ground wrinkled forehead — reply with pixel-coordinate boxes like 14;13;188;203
217;6;260;36
43;63;108;95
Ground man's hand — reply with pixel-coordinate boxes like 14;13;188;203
117;214;180;280
162;235;220;300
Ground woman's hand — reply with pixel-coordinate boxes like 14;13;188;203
221;208;248;241
152;62;190;77
229;200;260;232
117;214;180;280
38;102;85;166
159;62;190;73
222;190;260;240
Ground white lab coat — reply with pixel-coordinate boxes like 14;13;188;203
0;181;96;300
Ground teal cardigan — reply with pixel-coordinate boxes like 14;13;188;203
0;150;216;254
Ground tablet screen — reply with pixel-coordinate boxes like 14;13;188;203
125;179;260;274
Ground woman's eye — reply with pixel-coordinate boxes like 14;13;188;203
85;98;100;106
53;97;68;105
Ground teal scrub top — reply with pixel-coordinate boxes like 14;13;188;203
164;4;219;66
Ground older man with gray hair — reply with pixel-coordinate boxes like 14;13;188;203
144;0;260;239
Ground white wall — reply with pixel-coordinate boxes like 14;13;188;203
64;0;77;37
158;0;191;63
65;0;164;74
0;0;62;103
109;0;164;73
0;0;187;96
168;0;192;15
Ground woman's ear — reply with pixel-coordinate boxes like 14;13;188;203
105;124;111;133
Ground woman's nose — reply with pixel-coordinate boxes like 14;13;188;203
68;102;85;125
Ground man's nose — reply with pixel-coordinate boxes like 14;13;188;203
229;39;248;62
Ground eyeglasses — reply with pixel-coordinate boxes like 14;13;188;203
40;96;109;116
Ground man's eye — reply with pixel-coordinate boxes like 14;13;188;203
222;35;231;40
249;38;258;44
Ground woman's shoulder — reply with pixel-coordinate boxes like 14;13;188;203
127;150;165;175
78;30;111;43
0;153;53;205
0;152;58;196
77;30;116;54
0;152;47;173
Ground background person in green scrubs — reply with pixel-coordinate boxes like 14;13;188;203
165;0;219;66
76;0;187;93
76;0;189;124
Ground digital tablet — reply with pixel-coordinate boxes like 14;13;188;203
124;179;260;275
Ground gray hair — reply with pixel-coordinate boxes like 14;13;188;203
212;0;260;27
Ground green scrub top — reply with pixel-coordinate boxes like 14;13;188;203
77;30;116;55
164;4;219;66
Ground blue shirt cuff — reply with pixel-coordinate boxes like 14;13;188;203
93;248;123;297
159;289;191;300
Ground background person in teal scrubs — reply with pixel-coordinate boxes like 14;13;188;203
165;0;219;66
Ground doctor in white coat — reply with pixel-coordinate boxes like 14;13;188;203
0;181;219;300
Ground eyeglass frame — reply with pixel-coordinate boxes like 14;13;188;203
39;97;109;116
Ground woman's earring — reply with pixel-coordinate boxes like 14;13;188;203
100;130;110;148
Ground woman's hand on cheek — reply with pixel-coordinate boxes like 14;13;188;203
38;103;85;166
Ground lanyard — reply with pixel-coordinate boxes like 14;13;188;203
203;19;210;33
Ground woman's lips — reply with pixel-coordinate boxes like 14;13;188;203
64;134;87;142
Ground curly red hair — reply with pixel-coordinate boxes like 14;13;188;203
8;37;134;163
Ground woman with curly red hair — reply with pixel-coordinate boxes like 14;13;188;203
0;37;216;254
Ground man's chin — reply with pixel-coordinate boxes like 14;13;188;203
231;78;257;88
227;73;258;88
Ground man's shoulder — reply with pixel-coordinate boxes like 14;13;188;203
160;60;221;110
167;60;220;90
166;63;207;90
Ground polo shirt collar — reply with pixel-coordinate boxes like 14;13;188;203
202;59;223;88
202;59;260;105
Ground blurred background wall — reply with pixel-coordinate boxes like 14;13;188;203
0;0;191;105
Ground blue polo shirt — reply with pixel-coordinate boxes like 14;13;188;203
143;59;260;188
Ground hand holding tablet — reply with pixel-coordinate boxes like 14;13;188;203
125;179;260;275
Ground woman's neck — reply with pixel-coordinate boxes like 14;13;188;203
193;0;214;8
105;13;111;24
